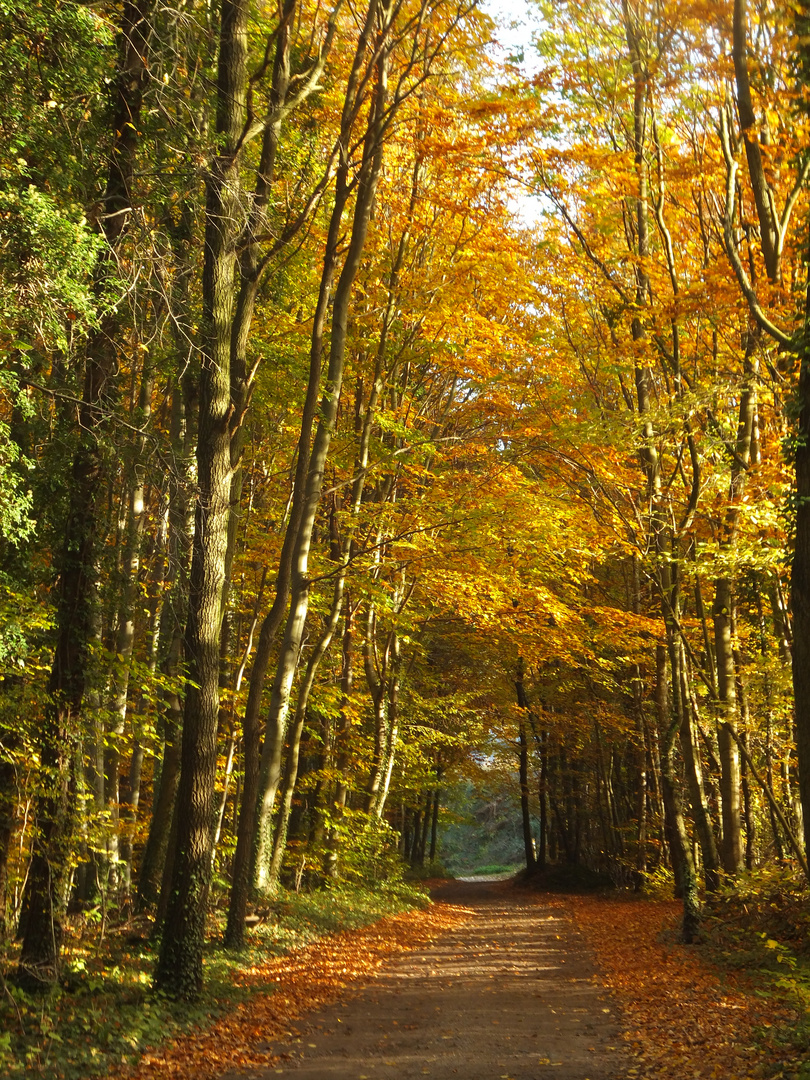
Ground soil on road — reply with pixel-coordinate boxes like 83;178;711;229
226;878;628;1080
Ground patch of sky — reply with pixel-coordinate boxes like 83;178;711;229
481;0;543;77
480;0;546;227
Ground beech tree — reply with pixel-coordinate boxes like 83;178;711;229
5;0;810;1011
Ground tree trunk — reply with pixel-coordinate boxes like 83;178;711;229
538;730;548;872
266;568;347;892
0;728;19;938
675;642;721;891
17;0;152;989
515;660;537;874
429;780;441;864
105;359;153;896
155;0;248;999
793;216;810;857
655;644;700;941
250;3;391;893
223;0;344;945
635;711;648;890
374;632;401;820
137;341;195;911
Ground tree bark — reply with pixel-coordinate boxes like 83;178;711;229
675;643;721;891
266;566;347;892
713;345;758;875
17;0;153;989
155;0;248;999
515;659;537;874
655;644;700;941
253;11;392;887
793;215;810;856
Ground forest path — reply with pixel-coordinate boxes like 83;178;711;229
224;879;627;1080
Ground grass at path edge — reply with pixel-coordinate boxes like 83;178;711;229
0;879;445;1080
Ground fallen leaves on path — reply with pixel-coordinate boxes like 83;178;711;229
112;903;472;1080
569;895;798;1080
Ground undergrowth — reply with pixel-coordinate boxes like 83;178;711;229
0;878;428;1080
703;866;810;1078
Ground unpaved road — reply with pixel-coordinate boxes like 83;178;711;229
227;879;628;1080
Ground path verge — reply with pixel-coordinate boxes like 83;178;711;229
568;895;800;1080
115;902;470;1080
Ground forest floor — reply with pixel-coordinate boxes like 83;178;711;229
108;876;808;1080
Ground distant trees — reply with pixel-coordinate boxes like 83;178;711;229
2;0;810;996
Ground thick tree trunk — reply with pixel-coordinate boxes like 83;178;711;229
154;0;247;999
16;0;152;989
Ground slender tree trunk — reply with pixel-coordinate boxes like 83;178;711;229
515;659;537;874
429;779;441;864
538;730;548;871
375;633;401;819
226;243;337;932
417;791;431;866
105;360;153;896
676;643;721;890
0;728;19;938
793;217;810;856
137;346;195;911
740;732;755;870
120;520;166;894
266;568;347;892
714;575;742;872
635;712;648;890
363;609;390;817
714;347;758;875
734;0;810;854
252;10;391;889
655;644;700;940
223;0;345;942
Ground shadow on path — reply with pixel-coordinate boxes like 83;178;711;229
225;879;628;1080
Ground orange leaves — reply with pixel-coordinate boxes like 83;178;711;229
571;896;797;1080
114;904;472;1080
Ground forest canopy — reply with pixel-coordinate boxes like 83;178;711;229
1;0;810;1010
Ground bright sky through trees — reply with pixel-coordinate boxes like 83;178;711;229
2;2;810;1056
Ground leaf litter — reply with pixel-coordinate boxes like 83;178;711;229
109;889;806;1080
111;902;472;1080
568;896;803;1080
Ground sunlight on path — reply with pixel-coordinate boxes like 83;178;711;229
223;881;627;1080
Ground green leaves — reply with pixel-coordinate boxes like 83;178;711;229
0;181;103;353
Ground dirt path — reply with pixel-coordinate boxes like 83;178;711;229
224;880;627;1080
